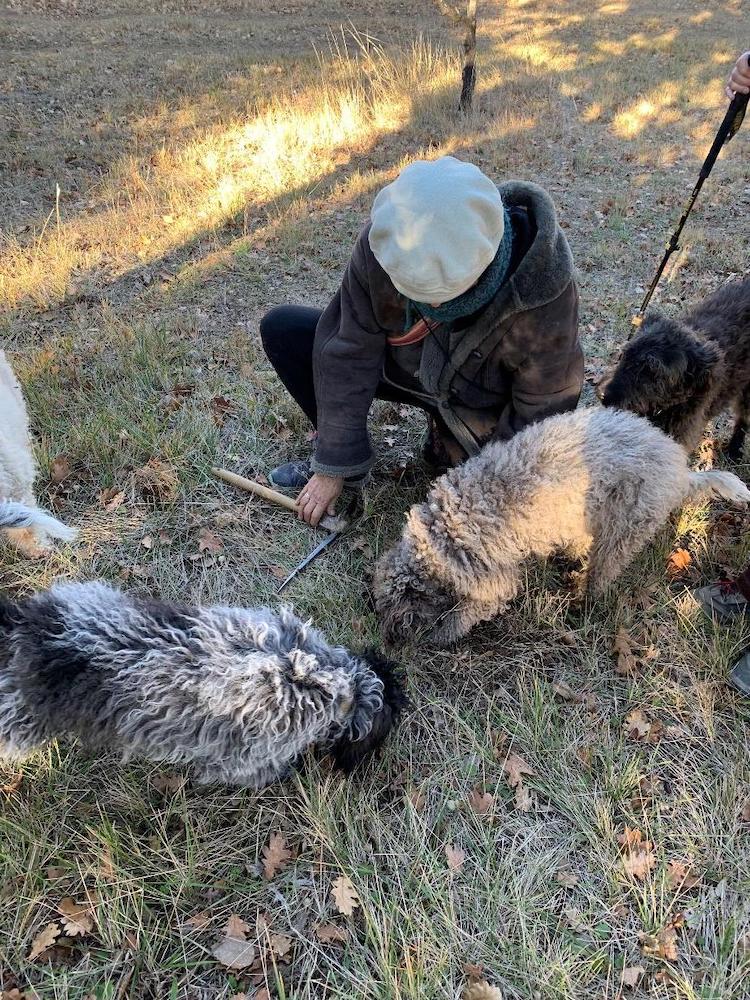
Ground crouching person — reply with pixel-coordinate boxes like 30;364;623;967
260;156;584;526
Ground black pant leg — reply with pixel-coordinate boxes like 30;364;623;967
259;305;323;426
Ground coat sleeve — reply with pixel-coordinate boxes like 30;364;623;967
311;232;389;478
492;280;583;441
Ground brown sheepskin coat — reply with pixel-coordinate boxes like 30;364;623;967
311;180;583;478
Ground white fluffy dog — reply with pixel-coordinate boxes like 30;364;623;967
374;407;750;646
0;349;76;555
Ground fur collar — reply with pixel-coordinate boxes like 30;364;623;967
419;180;575;397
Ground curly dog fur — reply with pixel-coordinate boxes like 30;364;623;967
598;279;750;457
0;349;76;555
0;580;406;787
374;407;750;646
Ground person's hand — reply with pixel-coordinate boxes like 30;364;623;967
296;473;344;526
726;52;750;99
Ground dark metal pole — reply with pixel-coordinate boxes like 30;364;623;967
630;89;749;333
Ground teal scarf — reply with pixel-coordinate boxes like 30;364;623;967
405;205;513;328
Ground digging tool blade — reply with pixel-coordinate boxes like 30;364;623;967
277;531;341;593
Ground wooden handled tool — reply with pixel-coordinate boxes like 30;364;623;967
211;467;346;533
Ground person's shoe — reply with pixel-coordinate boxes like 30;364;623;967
693;579;749;622
268;459;312;491
729;653;750;696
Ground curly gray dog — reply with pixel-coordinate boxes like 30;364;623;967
374;407;750;646
0;580;405;787
598;279;750;457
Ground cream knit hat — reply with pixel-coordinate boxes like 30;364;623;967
368;156;505;303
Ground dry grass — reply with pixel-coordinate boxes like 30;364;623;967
1;1;750;998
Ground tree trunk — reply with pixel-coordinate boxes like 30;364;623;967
458;0;477;113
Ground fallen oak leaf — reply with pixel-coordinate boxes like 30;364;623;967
151;771;185;795
331;875;359;916
618;826;656;881
502;752;535;788
666;547;692;580
613;627;638;675
211;913;256;970
58;897;94;936
50;454;72;484
514;781;533;813
262;832;292;880
185;910;211;929
555;869;579;888
462;980;503;1000
269;932;293;957
630;774;663;810
134;458;179;502
617;826;651;851
634;584;658;611
639;924;678;961
621;965;646;988
741;798;750;823
1;770;23;795
210;395;235;426
314;922;348;945
197;527;223;554
623;709;652;741
445;844;467;871
407;785;427;812
467;787;494;815
551;679;583;703
667;860;701;891
224;914;252;938
99;487;126;511
622;847;656;880
463;962;484;980
28;922;62;961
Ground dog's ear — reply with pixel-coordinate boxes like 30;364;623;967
328;650;408;774
643;352;680;393
684;338;720;386
644;353;670;375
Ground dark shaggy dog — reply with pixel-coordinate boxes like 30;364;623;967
0;580;406;787
598;279;750;457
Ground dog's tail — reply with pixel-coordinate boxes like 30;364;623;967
0;500;77;542
686;470;750;504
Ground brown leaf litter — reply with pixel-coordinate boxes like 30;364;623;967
617;826;656;881
211;914;256;970
502;752;535;788
262;832;292;881
445;844;467;871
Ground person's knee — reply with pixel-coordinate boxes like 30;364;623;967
259;305;289;356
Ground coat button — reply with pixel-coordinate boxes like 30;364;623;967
472;349;483;359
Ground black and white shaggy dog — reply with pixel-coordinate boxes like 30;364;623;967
599;279;750;457
0;580;405;787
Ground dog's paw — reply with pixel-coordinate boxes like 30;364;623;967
3;527;53;558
